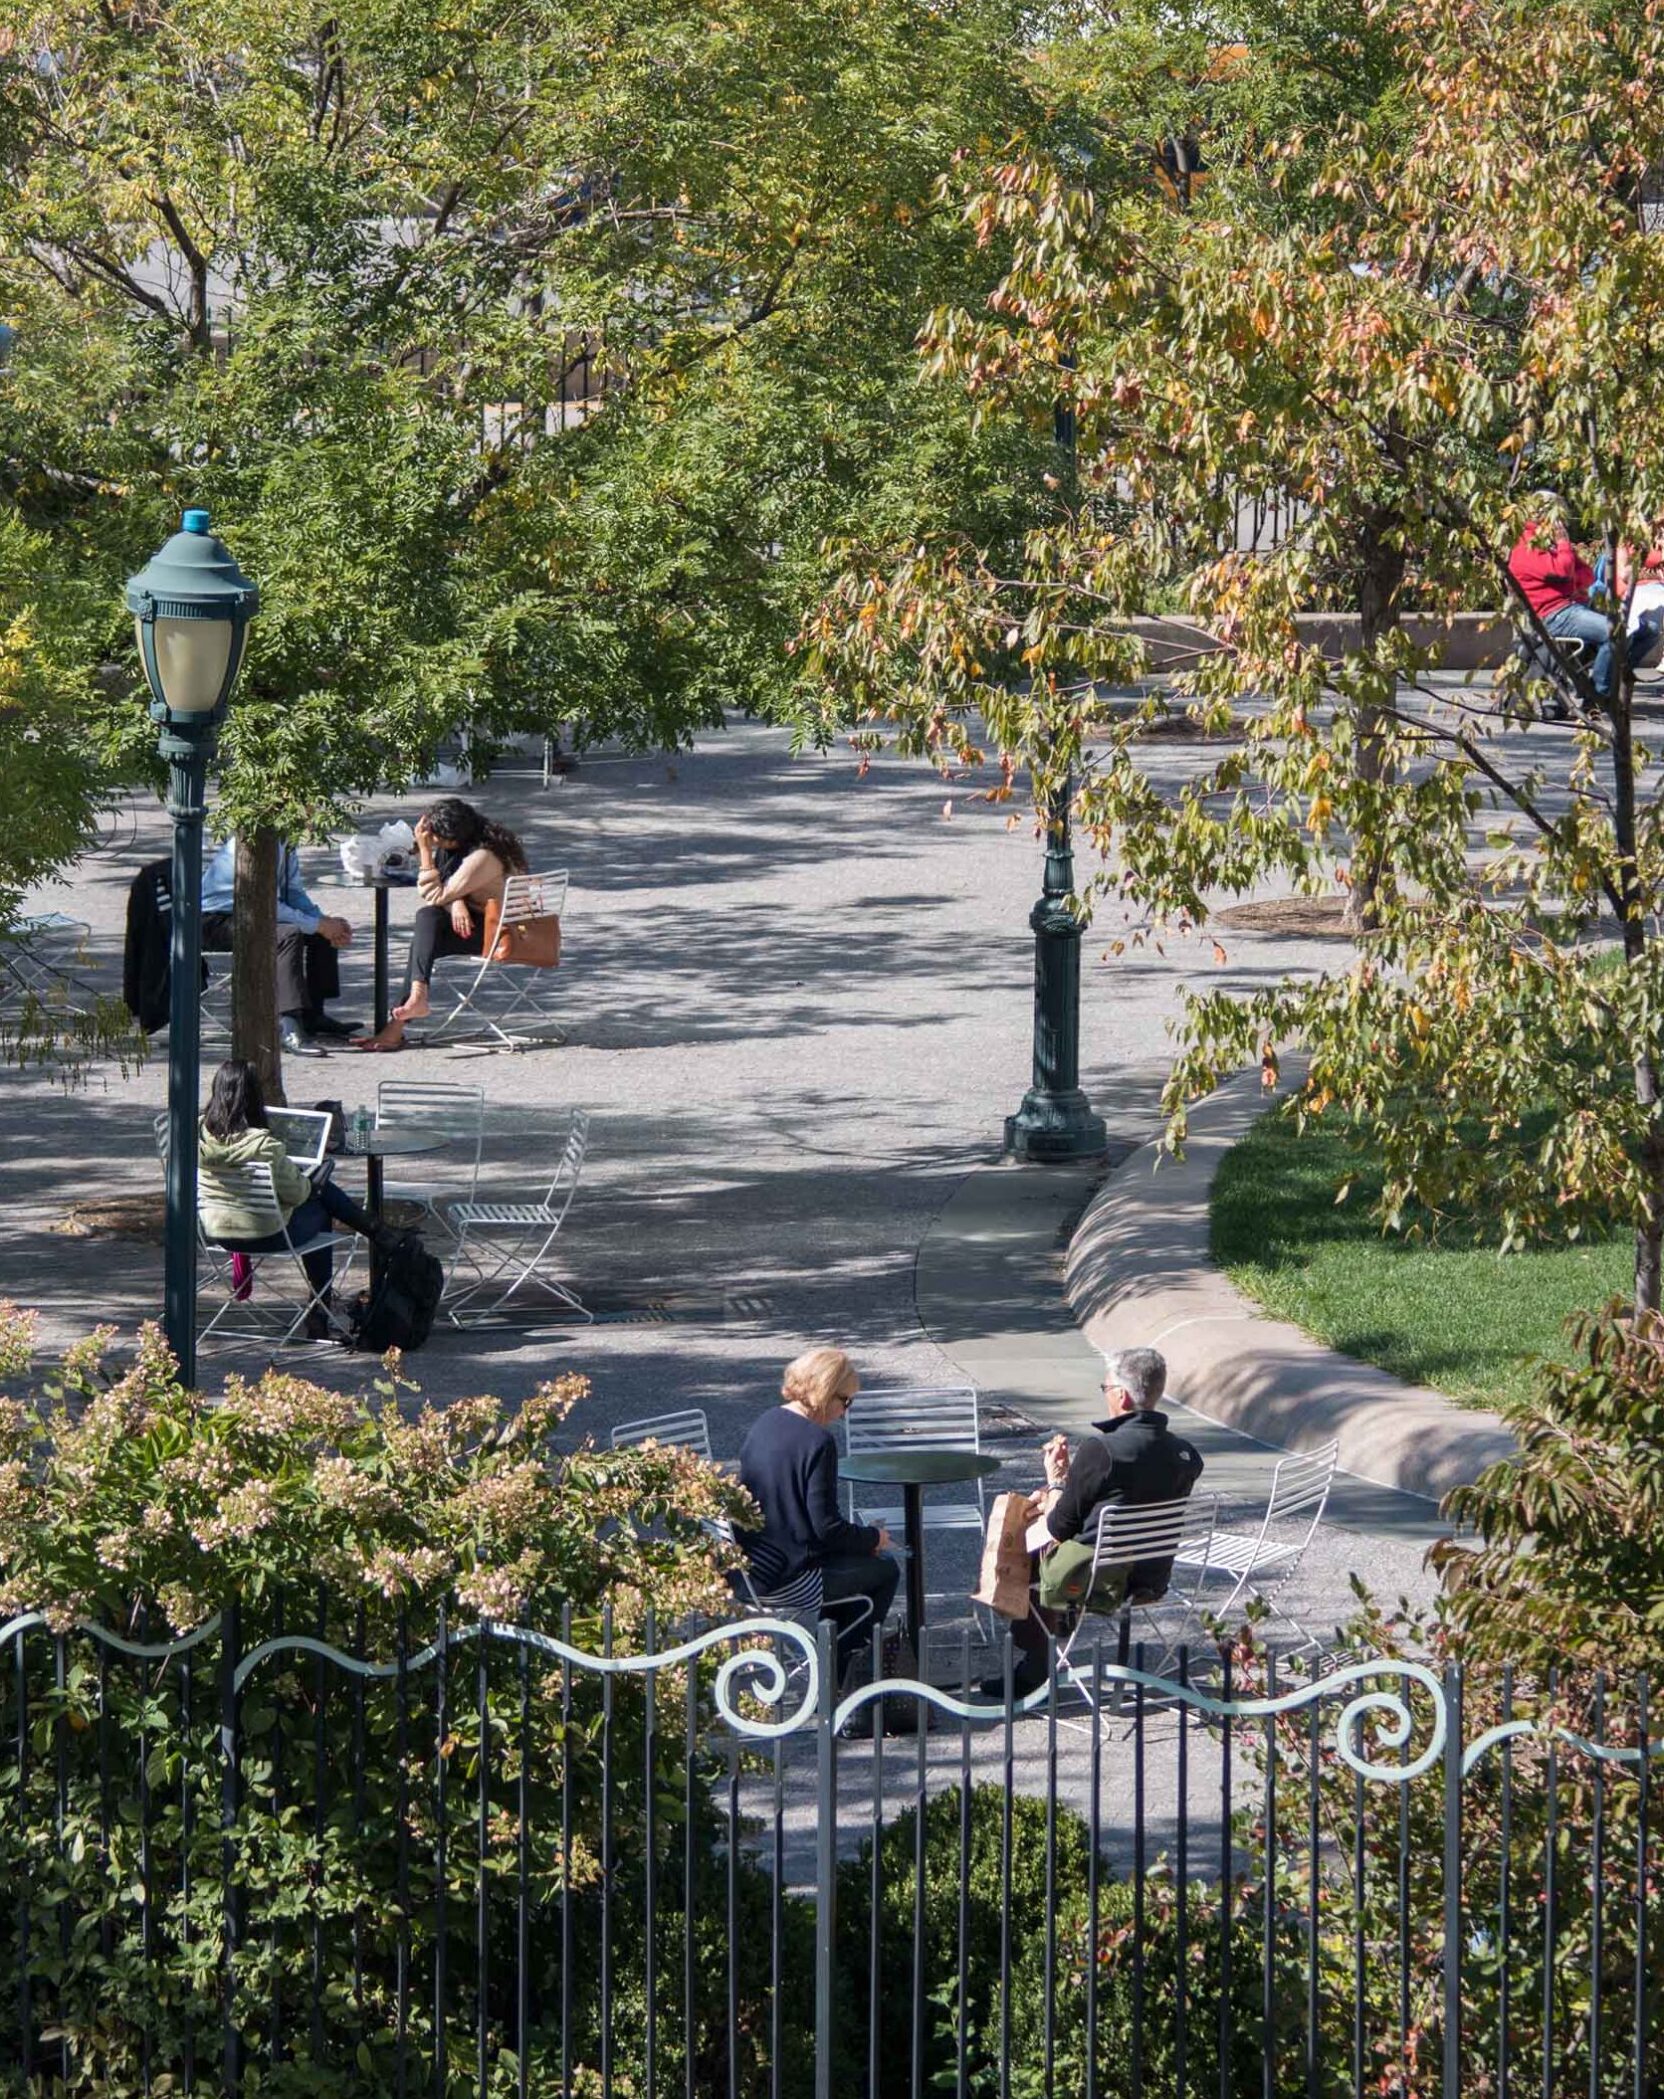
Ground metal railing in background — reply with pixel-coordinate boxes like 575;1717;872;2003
0;1603;1656;2097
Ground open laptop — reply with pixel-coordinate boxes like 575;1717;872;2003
265;1107;332;1172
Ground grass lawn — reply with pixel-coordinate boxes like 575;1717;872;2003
1210;1112;1630;1411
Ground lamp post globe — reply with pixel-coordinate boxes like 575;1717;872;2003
125;511;258;1387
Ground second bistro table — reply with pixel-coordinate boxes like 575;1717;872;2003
838;1448;1001;1655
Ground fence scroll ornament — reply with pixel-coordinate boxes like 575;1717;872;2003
3;1605;1664;2097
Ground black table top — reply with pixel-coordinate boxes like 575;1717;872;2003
839;1449;1000;1487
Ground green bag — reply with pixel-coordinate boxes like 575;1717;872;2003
1037;1539;1128;1615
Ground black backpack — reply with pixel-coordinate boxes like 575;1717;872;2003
350;1230;445;1352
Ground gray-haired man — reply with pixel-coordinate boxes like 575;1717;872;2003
982;1346;1203;1697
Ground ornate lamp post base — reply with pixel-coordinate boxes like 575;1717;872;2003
1005;1088;1107;1161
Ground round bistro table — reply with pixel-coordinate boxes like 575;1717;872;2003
838;1448;1001;1654
342;1124;451;1285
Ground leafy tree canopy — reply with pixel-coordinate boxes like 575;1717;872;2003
0;0;1046;855
807;0;1664;1307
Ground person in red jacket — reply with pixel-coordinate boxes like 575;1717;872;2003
1507;497;1615;700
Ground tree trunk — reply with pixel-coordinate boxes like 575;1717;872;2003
1342;505;1406;935
232;827;285;1106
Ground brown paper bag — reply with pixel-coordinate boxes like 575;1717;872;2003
971;1492;1034;1620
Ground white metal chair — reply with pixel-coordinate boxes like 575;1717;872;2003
611;1410;715;1462
442;1107;591;1325
194;1159;354;1350
702;1517;878;1707
420;869;568;1051
374;1081;485;1240
840;1383;989;1635
1053;1493;1218;1718
2;913;97;1017
840;1384;987;1535
200;956;233;1045
1170;1441;1338;1648
155;1113;355;1350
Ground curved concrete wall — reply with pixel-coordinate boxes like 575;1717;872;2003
1065;1071;1517;1504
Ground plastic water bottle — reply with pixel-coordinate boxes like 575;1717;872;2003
352;1105;372;1152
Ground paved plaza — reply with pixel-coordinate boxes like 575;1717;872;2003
3;713;1452;1645
4;709;1477;1657
9;697;1580;1876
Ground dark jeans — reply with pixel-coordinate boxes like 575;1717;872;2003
213;1175;375;1296
400;904;486;1005
202;914;342;1021
819;1550;901;1676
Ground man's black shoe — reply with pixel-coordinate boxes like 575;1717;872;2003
280;1023;326;1059
306;1013;362;1039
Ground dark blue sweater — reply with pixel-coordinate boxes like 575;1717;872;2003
736;1406;879;1592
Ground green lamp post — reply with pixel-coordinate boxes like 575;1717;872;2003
1004;372;1107;1162
125;510;259;1386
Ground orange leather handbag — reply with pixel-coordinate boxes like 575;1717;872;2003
480;897;561;969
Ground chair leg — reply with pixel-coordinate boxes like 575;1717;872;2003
444;1228;589;1325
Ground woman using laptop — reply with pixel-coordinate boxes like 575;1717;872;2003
197;1060;379;1339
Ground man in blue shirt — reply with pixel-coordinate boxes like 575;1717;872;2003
200;838;357;1058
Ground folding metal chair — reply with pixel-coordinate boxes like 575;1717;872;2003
421;869;568;1051
200;955;233;1045
840;1384;987;1536
442;1107;591;1324
195;1159;355;1350
611;1410;715;1462
2;913;97;1017
1053;1494;1218;1722
374;1081;485;1240
1170;1441;1339;1650
840;1383;991;1635
706;1515;894;1720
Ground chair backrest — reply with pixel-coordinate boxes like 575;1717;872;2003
499;870;567;930
376;1081;486;1196
1087;1494;1197;1593
611;1409;713;1462
842;1384;980;1460
4;914;92;997
702;1517;822;1616
376;1080;487;1141
539;1107;590;1214
153;1111;171;1163
1264;1442;1339;1539
265;1108;331;1171
197;1158;287;1238
1168;1492;1218;1595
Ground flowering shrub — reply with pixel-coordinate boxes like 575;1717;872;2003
0;1306;745;1637
0;1307;791;2095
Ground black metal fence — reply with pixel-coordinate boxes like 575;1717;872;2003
0;1602;1656;2098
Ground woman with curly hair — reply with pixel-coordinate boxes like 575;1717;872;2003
354;797;529;1051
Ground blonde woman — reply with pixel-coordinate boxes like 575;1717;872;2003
736;1347;899;1679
